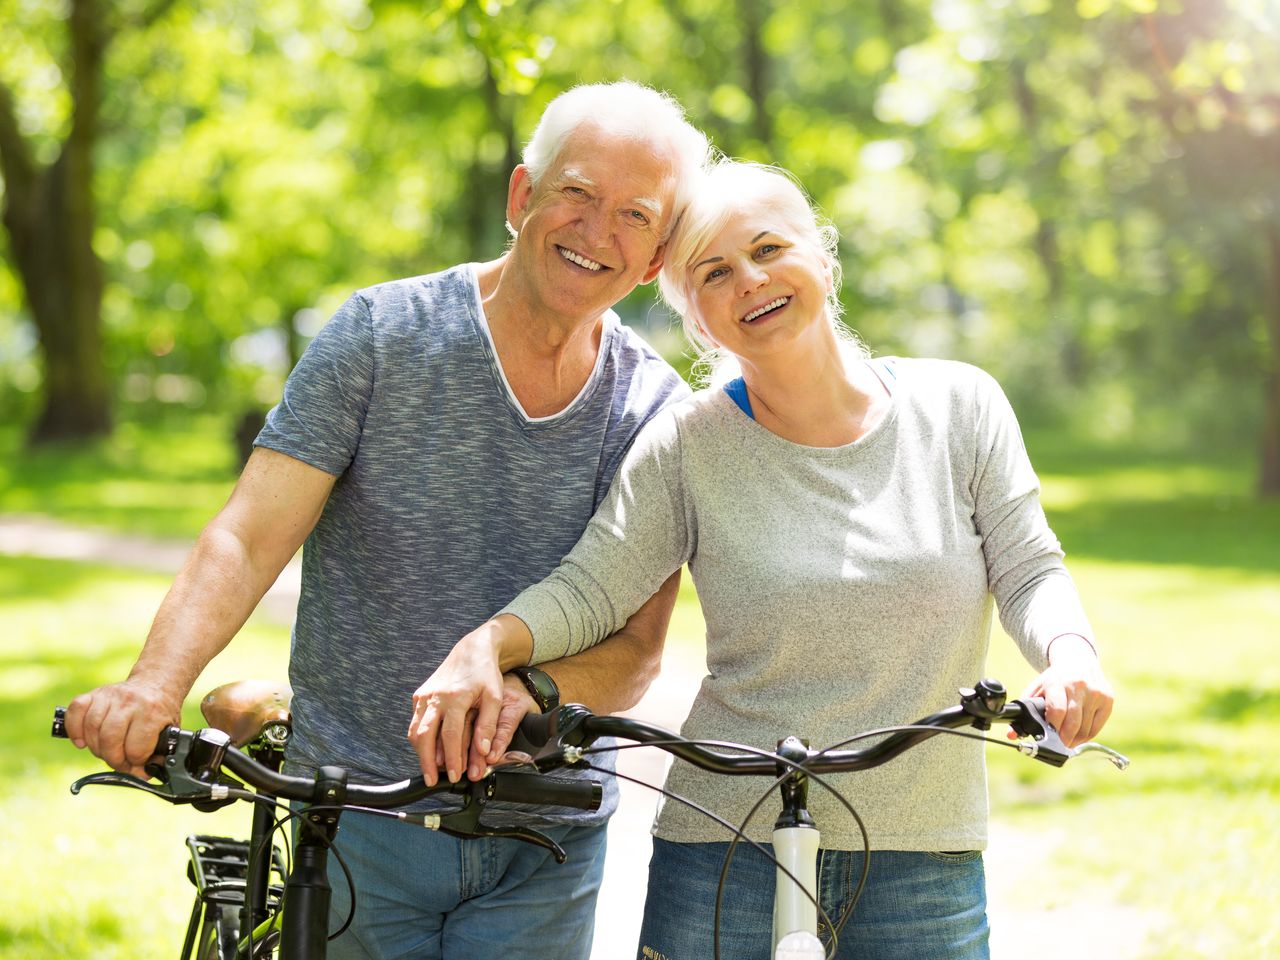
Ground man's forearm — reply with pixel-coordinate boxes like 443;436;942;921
537;569;682;714
130;523;286;693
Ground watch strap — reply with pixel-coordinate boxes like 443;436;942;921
510;666;560;713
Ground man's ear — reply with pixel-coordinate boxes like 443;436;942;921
507;166;534;232
641;243;666;285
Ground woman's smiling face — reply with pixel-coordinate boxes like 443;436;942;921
685;193;834;364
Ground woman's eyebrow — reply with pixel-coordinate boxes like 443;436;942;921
694;231;776;270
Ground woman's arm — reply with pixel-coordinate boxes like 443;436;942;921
971;371;1114;747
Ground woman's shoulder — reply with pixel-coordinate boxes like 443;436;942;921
628;385;741;451
883;356;1005;402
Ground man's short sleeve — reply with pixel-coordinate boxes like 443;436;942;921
255;293;375;476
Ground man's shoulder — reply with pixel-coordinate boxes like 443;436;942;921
605;318;690;401
350;264;477;324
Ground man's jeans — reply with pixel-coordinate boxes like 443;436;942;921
637;839;989;960
324;810;607;960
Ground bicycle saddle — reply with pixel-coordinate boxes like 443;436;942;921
201;679;294;748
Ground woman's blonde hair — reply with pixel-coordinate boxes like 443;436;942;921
657;160;861;384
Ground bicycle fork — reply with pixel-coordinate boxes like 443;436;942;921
771;737;825;960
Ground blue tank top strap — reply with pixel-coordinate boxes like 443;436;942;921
723;376;755;420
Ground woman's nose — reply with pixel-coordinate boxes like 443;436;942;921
736;262;768;296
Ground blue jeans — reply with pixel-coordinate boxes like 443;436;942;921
322;810;607;959
637;839;989;960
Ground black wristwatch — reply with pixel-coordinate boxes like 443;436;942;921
510;666;560;714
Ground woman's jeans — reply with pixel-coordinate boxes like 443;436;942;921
637;838;989;960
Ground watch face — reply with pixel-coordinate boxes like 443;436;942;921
518;667;559;711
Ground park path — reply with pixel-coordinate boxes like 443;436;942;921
1;513;1155;959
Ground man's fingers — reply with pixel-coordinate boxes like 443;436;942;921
468;695;502;779
80;695;112;761
489;701;524;761
64;694;90;749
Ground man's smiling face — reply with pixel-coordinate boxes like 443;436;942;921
505;125;678;323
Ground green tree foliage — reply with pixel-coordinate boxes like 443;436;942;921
1;0;1277;489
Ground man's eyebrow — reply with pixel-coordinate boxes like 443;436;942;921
633;196;664;216
557;168;597;189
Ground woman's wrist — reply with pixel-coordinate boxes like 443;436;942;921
483;613;534;671
1047;632;1098;665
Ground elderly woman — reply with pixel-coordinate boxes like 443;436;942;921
414;161;1114;959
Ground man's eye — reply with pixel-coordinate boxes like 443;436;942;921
566;186;589;198
629;210;650;225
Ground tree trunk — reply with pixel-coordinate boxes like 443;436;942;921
0;0;111;444
740;0;773;149
1260;223;1280;497
462;58;517;260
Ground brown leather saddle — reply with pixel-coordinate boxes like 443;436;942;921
200;679;293;748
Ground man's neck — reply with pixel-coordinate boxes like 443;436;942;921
475;255;607;419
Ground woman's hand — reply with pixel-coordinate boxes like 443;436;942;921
1023;634;1115;748
407;615;533;785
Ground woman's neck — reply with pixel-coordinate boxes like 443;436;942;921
739;337;889;447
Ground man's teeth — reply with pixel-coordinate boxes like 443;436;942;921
742;297;789;322
559;248;604;272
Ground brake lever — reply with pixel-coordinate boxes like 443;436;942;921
1008;698;1072;768
70;770;183;800
406;776;568;863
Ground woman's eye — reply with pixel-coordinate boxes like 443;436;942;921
757;243;780;257
704;266;728;283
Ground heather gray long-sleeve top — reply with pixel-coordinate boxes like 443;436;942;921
504;358;1094;850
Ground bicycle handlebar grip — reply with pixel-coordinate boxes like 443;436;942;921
490;772;602;811
510;710;557;755
52;707;67;739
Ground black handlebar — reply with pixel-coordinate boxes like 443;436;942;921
511;681;1128;777
50;706;602;812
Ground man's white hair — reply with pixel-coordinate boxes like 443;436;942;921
522;81;712;238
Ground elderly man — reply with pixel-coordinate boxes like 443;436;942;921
65;81;710;959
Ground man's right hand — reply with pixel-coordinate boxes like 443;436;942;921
63;679;183;779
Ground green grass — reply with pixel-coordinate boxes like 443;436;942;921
0;556;289;959
978;438;1280;959
0;415;242;539
3;421;1279;957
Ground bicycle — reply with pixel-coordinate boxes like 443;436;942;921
54;677;1127;960
506;676;1129;960
51;679;603;960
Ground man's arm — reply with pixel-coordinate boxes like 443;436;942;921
410;570;682;785
64;447;336;777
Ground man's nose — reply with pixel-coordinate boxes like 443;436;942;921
582;205;612;248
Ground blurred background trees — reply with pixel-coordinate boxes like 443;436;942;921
2;0;1278;491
